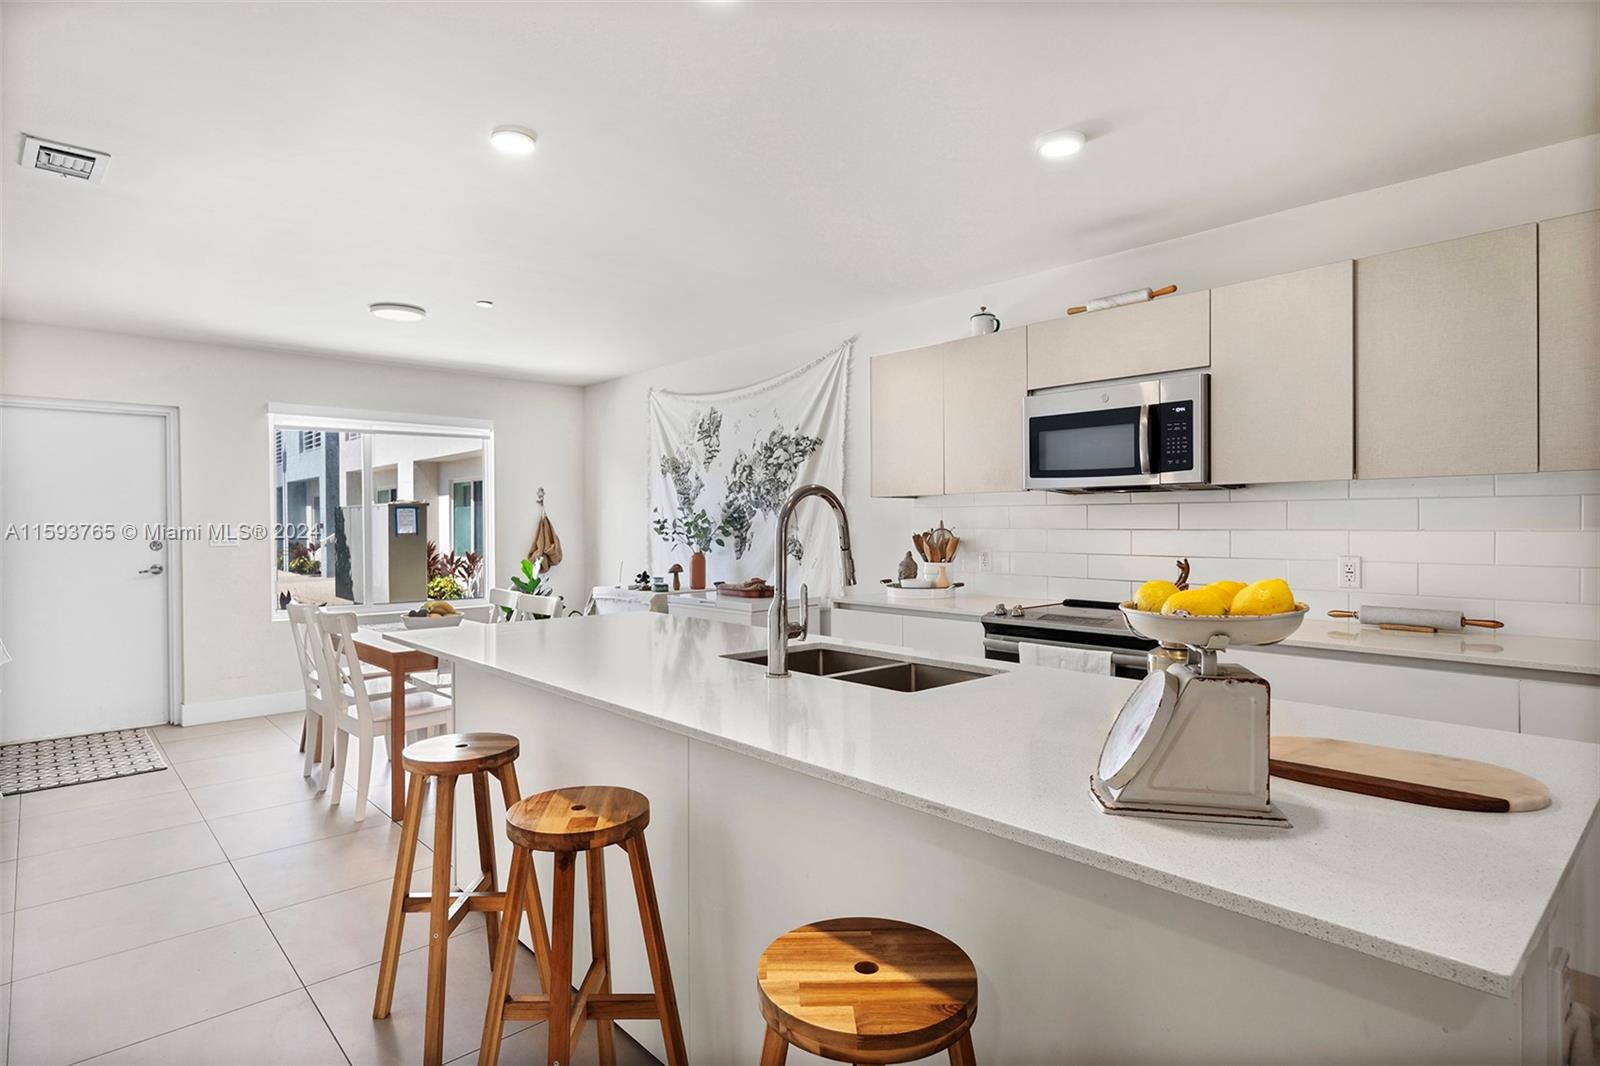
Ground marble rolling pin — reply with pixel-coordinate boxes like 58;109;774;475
1327;607;1504;633
1066;284;1177;315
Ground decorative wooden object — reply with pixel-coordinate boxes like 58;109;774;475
1270;736;1552;813
480;786;687;1066
756;917;979;1065
373;733;528;1066
715;578;774;599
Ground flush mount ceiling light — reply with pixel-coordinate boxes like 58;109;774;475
474;299;494;309
1035;128;1087;160
489;125;538;156
369;302;426;322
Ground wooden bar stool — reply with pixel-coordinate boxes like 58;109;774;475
756;917;979;1065
373;732;539;1066
480;786;687;1066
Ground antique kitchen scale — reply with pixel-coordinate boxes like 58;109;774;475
1089;600;1309;828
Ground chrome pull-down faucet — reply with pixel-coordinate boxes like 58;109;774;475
767;484;856;677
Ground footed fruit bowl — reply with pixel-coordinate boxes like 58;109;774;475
1118;602;1308;649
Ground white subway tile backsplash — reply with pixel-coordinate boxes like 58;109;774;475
1068;493;1132;505
948;506;1012;529
1009;552;1088;578
1045;529;1132;555
1349;476;1495;498
1295;589;1351;617
1228;481;1349;501
1179;501;1285;529
1495;471;1600;496
1009;506;1087;529
1352;592;1497;619
962;573;1053;600
1086;503;1177;529
1287;559;1341;591
1491;601;1600;641
1418;564;1581;604
1348;531;1495;564
976;491;1048;507
1231;530;1349;560
1418;496;1580;531
1288;499;1417;530
914;494;975;508
1085;555;1193;582
1496;531;1600;568
1047;577;1135;603
1128;531;1231;558
1584;496;1600;530
1583;569;1599;605
959;528;1046;554
1361;562;1420;595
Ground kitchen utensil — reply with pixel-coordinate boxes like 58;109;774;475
970;306;1000;335
1270;736;1550;812
923;521;955;563
912;532;929;562
1067;284;1178;315
1088;604;1313;828
944;535;960;561
1328;607;1504;633
715;579;775;599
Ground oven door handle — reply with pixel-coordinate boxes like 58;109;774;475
1138;404;1152;475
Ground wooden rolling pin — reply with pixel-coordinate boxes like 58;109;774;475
1328;607;1504;633
1067;284;1178;315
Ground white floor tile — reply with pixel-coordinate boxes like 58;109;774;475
0;796;18;823
11;863;256;980
308;931;541;1066
0;986;9;1066
9;917;300;1065
208;795;387;860
0;822;15;862
232;821;429;913
17;769;185;818
16;789;201;858
158;725;292;766
0;911;12;983
268;711;311;738
447;1019;658;1066
173;746;311;789
187;770;347;821
0;860;14;913
78;989;345;1065
151;717;284;742
14;821;225;909
265;871;483;986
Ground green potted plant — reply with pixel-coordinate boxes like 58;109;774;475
651;507;726;591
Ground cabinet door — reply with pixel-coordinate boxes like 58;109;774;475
1026;289;1210;390
1355;224;1537;478
900;615;985;660
1538;210;1600;472
943;328;1027;494
870;347;944;497
1210;261;1353;485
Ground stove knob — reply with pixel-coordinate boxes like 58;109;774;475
1011;605;1026;618
993;603;1008;616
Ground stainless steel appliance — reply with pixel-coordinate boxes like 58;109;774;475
980;598;1158;679
1024;370;1209;491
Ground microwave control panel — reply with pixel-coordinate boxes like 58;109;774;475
1151;401;1194;473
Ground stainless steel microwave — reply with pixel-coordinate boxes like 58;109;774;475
1024;371;1209;491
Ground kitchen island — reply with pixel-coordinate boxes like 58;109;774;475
394;614;1600;1064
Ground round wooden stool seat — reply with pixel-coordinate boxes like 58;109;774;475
757;917;978;1065
400;732;519;776
504;785;650;852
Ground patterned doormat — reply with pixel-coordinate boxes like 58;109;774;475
0;728;170;796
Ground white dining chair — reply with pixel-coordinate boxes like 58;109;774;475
487;586;522;622
514;591;565;619
288;604;393;779
314;609;453;821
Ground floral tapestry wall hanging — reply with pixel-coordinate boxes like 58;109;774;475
647;340;851;594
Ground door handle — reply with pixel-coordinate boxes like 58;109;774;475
1138;405;1152;475
138;564;164;575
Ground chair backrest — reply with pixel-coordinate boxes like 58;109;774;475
514;592;564;619
315;609;378;727
285;603;323;700
488;586;519;622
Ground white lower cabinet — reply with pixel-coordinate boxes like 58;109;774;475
827;608;984;660
1518;679;1600;743
827;607;903;647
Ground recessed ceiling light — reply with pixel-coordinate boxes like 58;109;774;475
474;300;494;309
489;125;538;156
1035;129;1086;160
369;302;426;322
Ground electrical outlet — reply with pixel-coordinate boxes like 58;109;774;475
1337;555;1361;590
978;551;994;573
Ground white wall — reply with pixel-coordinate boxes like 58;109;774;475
0;321;587;716
584;135;1600;638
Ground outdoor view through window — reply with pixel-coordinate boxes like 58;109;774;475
270;424;489;611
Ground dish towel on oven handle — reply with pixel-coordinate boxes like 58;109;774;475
1018;641;1112;675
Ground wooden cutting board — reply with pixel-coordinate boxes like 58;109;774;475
1269;736;1551;812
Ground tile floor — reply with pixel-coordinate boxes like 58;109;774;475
0;713;658;1065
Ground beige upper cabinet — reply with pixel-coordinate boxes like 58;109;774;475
1210;261;1353;485
870;346;944;497
1026;289;1210;390
1355;224;1538;479
1538;210;1600;472
943;328;1027;494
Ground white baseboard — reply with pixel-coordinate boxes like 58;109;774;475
180;689;304;727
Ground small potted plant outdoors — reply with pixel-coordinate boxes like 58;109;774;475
652;507;727;591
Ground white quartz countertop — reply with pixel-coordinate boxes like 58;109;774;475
832;589;1600;676
394;615;1600;996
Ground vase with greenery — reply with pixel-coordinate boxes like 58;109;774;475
652;507;726;590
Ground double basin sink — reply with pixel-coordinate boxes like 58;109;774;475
723;644;993;692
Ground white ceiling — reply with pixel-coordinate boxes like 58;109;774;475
4;2;1598;385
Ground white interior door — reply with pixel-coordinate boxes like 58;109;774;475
1;403;173;742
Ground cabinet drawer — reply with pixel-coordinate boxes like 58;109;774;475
1027;290;1209;390
1519;679;1600;743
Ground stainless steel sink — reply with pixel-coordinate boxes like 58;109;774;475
834;662;989;692
723;646;898;676
723;644;993;691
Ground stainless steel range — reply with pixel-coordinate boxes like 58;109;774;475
980;598;1172;678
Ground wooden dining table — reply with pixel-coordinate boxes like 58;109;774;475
350;625;442;824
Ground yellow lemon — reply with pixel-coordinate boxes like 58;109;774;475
1206;580;1246;602
1230;578;1297;616
1134;579;1180;613
1160;587;1231;617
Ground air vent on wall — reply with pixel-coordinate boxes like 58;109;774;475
19;134;109;184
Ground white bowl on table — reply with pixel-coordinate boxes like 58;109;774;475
401;613;464;630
